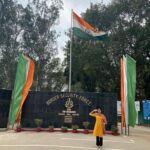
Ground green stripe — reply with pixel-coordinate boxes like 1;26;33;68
126;54;137;127
8;54;28;126
73;27;108;41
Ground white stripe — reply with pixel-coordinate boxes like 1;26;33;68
0;145;124;150
22;54;31;81
61;138;134;144
132;133;150;137
73;17;106;37
123;55;128;127
0;134;7;138
24;55;31;81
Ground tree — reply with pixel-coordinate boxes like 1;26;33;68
21;0;63;91
63;0;150;99
0;0;24;88
0;0;65;91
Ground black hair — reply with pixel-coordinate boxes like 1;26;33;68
96;106;101;109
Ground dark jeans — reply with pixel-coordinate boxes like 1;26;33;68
96;136;103;146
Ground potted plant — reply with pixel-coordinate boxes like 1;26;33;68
61;126;68;133
72;124;79;133
111;125;119;135
16;124;21;132
49;125;54;132
82;121;90;134
34;119;43;132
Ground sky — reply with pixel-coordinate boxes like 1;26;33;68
17;0;111;60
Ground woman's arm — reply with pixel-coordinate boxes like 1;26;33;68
89;109;97;117
102;114;107;124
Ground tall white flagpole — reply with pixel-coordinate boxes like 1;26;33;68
69;9;73;92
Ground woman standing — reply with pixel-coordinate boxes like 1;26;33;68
89;107;107;149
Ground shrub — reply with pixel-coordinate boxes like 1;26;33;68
111;125;118;133
61;126;68;132
34;119;43;128
17;124;21;129
16;124;21;132
72;124;79;130
82;121;90;129
49;125;54;129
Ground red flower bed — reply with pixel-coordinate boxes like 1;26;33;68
15;128;120;136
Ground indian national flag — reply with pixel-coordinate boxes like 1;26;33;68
120;54;137;127
72;11;107;40
8;54;35;127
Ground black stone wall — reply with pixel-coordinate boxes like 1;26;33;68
0;89;117;130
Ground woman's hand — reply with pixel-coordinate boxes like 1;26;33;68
89;109;97;115
92;109;98;113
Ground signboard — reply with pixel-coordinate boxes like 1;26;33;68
135;101;140;111
143;100;150;120
117;101;140;115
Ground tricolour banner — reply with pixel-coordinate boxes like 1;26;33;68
120;54;137;127
8;54;35;127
